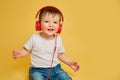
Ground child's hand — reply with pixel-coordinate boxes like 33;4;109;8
69;61;80;72
13;50;21;60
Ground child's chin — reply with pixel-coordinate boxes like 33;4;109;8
47;32;54;35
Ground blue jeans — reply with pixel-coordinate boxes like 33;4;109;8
29;64;72;80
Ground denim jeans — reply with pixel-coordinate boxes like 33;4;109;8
29;64;72;80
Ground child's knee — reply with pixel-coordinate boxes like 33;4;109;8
55;72;72;80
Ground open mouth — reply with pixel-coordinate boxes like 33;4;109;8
48;29;54;32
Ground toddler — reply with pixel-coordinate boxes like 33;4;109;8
13;6;80;80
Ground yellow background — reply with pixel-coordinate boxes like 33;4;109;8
0;0;120;80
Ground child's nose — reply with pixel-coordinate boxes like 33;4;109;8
49;23;53;27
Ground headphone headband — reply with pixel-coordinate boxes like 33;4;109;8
35;6;64;22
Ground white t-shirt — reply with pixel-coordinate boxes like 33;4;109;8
24;33;64;68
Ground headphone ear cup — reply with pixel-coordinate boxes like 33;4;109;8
35;21;41;31
56;24;62;34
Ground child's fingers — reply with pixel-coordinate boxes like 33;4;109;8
76;64;80;71
12;50;19;60
73;62;80;72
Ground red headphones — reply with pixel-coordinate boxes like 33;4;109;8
35;6;64;34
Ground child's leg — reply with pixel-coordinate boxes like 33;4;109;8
53;71;72;80
29;67;46;80
51;64;72;80
29;72;45;80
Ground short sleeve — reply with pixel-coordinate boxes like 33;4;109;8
24;35;34;50
57;36;65;53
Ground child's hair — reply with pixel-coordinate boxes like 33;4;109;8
38;6;64;23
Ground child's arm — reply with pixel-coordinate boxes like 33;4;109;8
58;53;80;72
13;47;30;59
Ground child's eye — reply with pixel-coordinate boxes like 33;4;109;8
53;21;58;24
45;21;48;23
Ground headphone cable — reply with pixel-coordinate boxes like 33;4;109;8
46;36;57;80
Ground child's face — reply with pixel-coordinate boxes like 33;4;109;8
41;13;60;36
